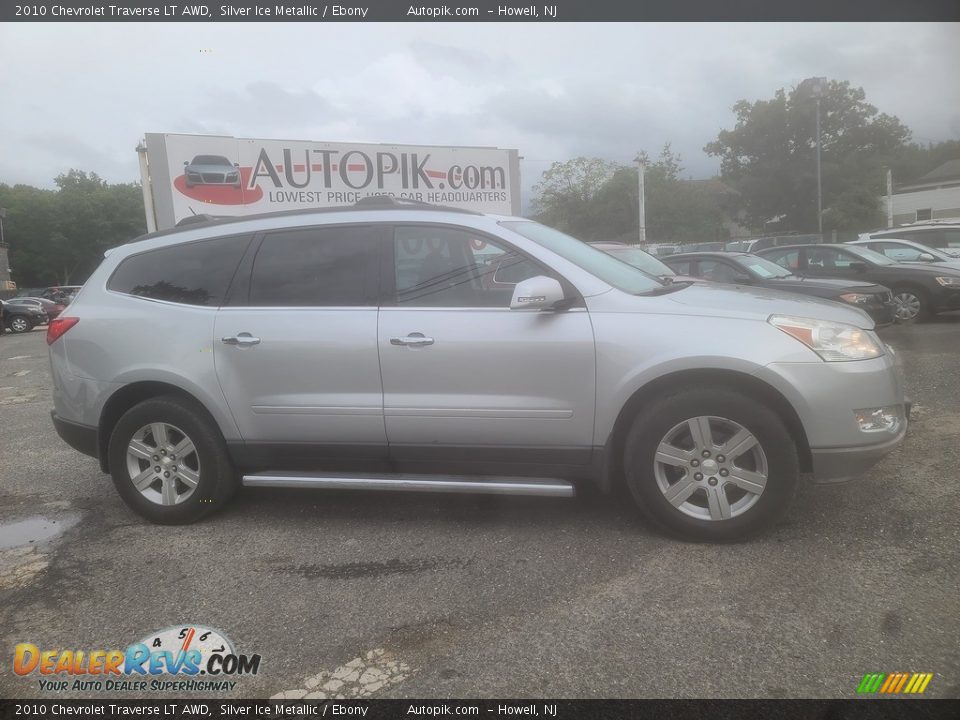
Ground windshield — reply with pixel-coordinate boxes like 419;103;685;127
499;222;663;294
734;255;793;278
876;240;952;261
603;247;676;276
846;244;896;265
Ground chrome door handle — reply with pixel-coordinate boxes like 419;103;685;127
221;332;261;347
390;333;434;347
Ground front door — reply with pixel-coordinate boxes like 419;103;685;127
377;225;596;464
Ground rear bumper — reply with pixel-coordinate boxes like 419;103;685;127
51;410;99;460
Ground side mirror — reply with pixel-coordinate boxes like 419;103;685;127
849;262;869;273
183;161;189;165
733;274;752;284
234;162;240;167
510;275;565;311
918;252;935;262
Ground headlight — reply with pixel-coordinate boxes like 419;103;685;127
838;292;871;305
935;276;960;287
768;315;884;362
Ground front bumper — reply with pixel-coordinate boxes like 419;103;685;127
810;420;907;483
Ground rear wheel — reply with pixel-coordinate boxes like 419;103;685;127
108;396;236;524
623;388;799;542
8;316;32;333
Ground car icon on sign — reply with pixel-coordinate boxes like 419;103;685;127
183;155;241;188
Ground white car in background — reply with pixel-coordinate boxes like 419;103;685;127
847;237;960;270
858;221;960;258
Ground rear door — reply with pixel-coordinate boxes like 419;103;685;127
377;224;596;465
214;224;387;449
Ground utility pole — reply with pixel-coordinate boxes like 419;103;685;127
815;94;822;236
636;154;646;244
801;77;827;237
0;207;6;245
886;169;894;228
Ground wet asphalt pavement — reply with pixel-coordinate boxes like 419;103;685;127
0;316;958;699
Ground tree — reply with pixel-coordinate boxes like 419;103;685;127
0;170;146;288
705;80;911;233
531;145;728;243
530;157;619;237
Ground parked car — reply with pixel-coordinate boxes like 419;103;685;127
183;155;242;188
49;199;908;541
756;243;960;322
858;221;960;258
41;285;82;303
5;297;66;322
846;237;960;270
724;236;822;254
589;242;698;283
662;252;896;327
683;241;726;252
2;298;47;333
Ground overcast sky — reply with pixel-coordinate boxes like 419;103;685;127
1;22;958;205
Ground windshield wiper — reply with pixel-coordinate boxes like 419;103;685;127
636;280;693;296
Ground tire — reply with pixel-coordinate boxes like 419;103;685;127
108;395;237;524
8;316;32;333
623;388;799;542
891;287;929;323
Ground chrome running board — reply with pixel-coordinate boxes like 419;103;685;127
241;472;575;498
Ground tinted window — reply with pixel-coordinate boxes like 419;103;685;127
250;226;379;307
394;227;545;307
760;248;790;268
108;235;251;306
697;260;741;283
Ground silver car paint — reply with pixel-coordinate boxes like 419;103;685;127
51;208;906;483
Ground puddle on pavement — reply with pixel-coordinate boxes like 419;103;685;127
0;513;82;551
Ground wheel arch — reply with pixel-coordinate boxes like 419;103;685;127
601;368;813;492
97;381;225;473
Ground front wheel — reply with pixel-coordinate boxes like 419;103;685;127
623;388;799;542
891;287;929;323
108;396;236;524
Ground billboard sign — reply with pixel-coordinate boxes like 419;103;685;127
142;133;521;230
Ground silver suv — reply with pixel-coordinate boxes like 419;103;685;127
48;200;908;541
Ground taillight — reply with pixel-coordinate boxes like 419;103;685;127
47;317;79;345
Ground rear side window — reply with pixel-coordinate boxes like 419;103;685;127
108;235;251;306
250;225;379;307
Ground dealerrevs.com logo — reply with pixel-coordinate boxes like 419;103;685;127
13;625;261;693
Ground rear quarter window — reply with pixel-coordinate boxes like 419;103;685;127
108;234;252;307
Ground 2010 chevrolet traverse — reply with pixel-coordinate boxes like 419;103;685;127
49;199;908;541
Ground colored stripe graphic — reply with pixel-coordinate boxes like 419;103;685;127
858;672;932;694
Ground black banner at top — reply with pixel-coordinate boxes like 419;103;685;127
2;0;960;22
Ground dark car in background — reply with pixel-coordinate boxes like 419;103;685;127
41;285;82;303
1;298;47;333
663;251;896;326
590;242;698;283
6;297;66;322
183;155;242;188
757;243;960;322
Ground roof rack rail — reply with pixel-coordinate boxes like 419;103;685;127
353;195;481;215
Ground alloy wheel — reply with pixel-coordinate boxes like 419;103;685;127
125;422;201;506
653;415;768;521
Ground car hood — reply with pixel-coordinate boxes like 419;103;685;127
644;281;875;327
763;276;887;293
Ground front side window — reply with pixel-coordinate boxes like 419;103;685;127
697;260;741;283
762;249;800;271
108;235;251;306
250;226;379;307
394;226;545;307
